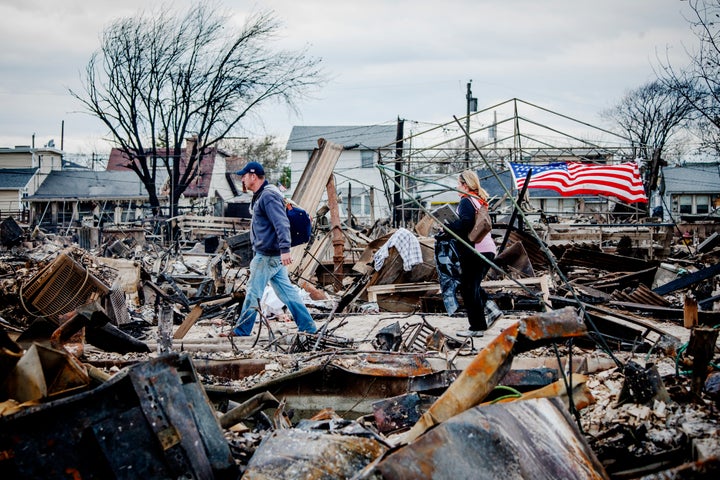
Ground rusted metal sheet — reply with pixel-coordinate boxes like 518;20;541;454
0;353;234;479
611;283;671;307
402;307;587;443
206;354;436;417
243;424;387;479
331;352;434;377
374;398;608;480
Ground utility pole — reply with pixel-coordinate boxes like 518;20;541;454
393;117;404;228
464;80;477;168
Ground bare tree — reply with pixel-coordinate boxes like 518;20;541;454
603;80;696;192
659;0;720;154
71;3;322;215
222;135;287;179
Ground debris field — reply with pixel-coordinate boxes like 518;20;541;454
1;202;719;480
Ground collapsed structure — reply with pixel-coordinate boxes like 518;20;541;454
1;103;720;479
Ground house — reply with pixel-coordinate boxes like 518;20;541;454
18;135;240;231
285;125;398;222
25;169;160;229
0;145;63;221
659;162;720;221
657;162;720;242
107;141;237;217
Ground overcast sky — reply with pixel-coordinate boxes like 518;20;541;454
0;0;699;154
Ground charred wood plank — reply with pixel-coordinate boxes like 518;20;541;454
607;301;720;326
687;327;720;398
559;246;655;273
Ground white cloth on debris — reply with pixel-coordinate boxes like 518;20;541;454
373;228;423;272
261;285;311;317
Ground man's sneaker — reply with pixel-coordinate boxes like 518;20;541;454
457;330;484;337
484;300;503;328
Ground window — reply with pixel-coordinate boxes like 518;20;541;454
679;195;692;214
543;199;559;214
361;151;374;168
696;195;710;214
351;195;371;215
560;199;576;214
673;194;713;215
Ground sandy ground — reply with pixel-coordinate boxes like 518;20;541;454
138;305;699;367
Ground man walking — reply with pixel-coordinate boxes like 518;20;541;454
230;161;317;336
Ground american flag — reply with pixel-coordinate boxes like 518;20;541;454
508;161;648;204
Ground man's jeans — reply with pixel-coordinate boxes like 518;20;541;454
233;253;317;335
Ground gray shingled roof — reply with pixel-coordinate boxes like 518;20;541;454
27;170;164;201
285;125;397;151
0;168;37;189
663;164;720;194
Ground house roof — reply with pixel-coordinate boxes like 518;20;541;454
27;170;160;201
0;146;62;155
107;147;224;198
285;125;397;151
0;168;37;189
662;163;720;194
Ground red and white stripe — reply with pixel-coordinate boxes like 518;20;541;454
514;162;647;204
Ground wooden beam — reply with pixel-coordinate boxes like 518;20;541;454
326;175;344;291
173;305;204;340
483;275;551;307
366;282;440;303
288;139;344;274
173;295;236;339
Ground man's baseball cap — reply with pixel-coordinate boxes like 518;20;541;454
237;161;265;176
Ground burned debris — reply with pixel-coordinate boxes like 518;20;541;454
0;206;717;479
1;144;719;479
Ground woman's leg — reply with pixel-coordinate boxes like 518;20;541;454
463;252;495;331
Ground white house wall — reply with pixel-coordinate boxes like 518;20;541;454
0;191;20;211
0;150;61;171
288;149;393;221
208;154;234;201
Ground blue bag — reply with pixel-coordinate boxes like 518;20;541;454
286;203;312;247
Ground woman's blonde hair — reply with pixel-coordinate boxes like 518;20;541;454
459;170;489;201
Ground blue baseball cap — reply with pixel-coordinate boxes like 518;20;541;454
237;161;265;176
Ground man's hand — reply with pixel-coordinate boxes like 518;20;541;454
281;252;292;266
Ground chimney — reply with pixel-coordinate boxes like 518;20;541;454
185;135;198;155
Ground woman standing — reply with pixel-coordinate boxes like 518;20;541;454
445;169;498;337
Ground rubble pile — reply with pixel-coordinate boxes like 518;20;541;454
0;213;719;480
